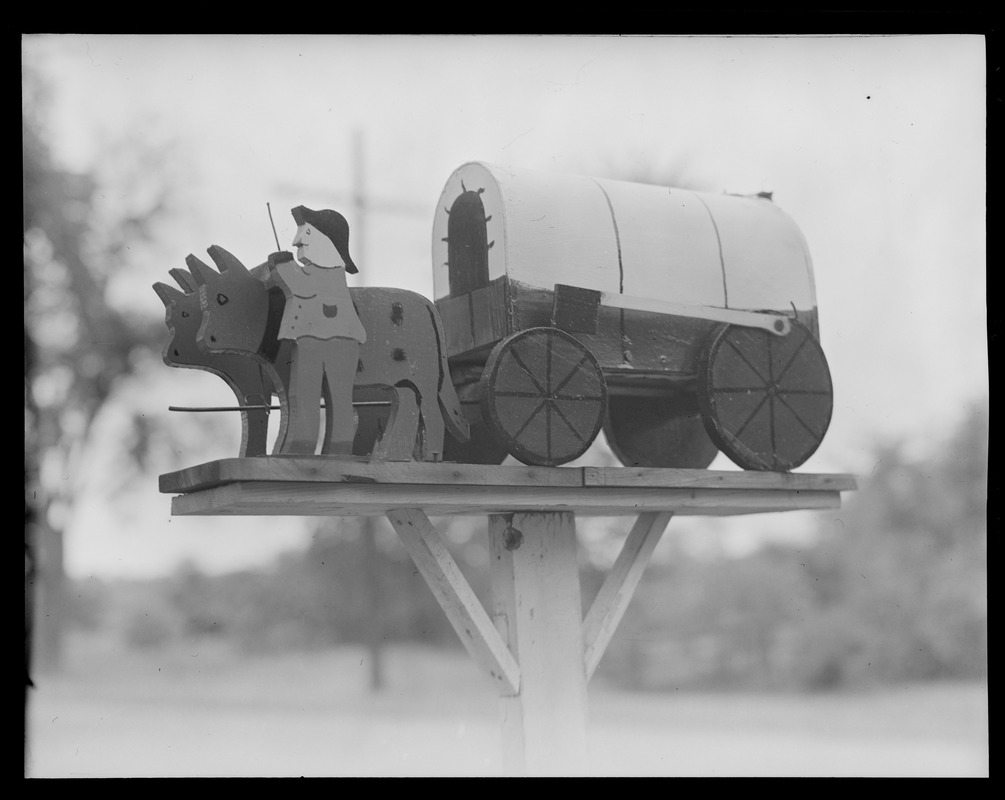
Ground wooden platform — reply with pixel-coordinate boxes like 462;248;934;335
160;457;856;517
158;456;856;775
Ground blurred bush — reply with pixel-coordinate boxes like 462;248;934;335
62;403;986;693
600;401;987;691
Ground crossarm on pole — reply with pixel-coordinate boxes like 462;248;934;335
386;508;520;695
582;511;673;681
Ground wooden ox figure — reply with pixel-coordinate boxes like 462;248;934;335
153;266;287;458
186;245;469;461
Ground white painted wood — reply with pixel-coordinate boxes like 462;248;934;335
592;289;791;335
161;458;858;495
385;509;519;695
693;190;816;312
171;481;843;518
431;162;817;317
488;512;590;777
595;176;726;305
583;512;673;682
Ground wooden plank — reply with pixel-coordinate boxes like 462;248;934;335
552;284;602;334
169;482;843;518
583;466;857;492
161;457;857;495
469;278;509;351
386;509;519;695
488;513;589;776
594;288;792;335
160;457;585;494
582;512;673;681
509;282;627;371
436;293;475;358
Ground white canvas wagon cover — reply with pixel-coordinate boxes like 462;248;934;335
432;162;818;318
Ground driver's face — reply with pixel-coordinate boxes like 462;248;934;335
292;223;344;269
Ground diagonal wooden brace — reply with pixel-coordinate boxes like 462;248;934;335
583;511;674;681
386;508;520;695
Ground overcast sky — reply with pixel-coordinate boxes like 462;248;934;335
23;34;987;578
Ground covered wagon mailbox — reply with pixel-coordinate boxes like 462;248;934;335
433;162;832;472
158;163;853;776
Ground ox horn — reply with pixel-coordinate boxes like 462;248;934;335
207;245;252;276
186;254;220;286
153;281;187;307
169;268;198;293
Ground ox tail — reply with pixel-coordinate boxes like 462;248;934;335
426;303;470;443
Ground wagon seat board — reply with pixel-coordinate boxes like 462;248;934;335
431;161;820;390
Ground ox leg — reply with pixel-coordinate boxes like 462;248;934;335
352;386;391;457
421;385;446;463
373;384;420;462
269;390;291;456
241;392;271;457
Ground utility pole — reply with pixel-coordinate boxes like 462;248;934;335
277;130;427;692
351;131;386;694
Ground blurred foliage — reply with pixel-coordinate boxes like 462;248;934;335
24;58;186;670
61;401;986;692
603;401;988;691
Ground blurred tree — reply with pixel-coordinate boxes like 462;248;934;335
600;400;987;691
801;400;988;687
23;61;178;672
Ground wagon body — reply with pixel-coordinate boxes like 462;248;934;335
433;161;819;391
432;162;831;471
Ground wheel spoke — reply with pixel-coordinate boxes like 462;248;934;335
545;333;553;395
732;392;770;440
512;399;548;441
496;390;548;399
551;352;591;396
776;393;826;439
546;402;552;461
774;329;811;385
550;400;589;445
725;336;769;384
768;394;777;470
508;347;547;395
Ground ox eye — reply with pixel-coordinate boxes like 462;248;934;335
181;311;190;318
216;293;229;306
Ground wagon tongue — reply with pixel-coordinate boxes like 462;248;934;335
551;284;792;336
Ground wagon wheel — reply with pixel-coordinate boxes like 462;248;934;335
481;327;607;467
698;320;833;472
604;394;719;469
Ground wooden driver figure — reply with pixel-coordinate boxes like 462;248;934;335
267;206;367;455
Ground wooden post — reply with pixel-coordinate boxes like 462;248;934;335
488;512;590;777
